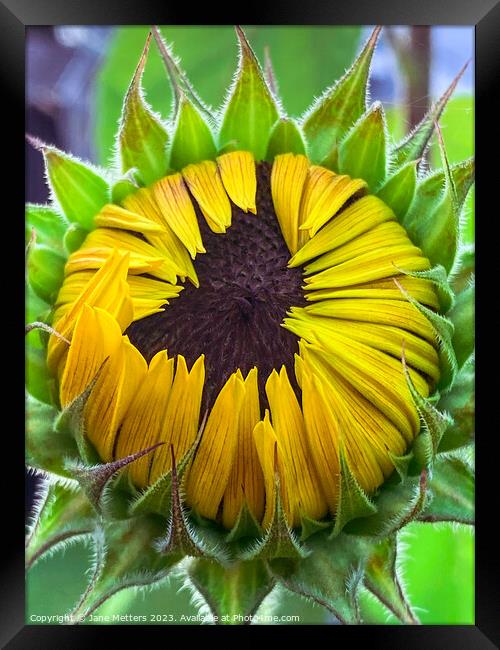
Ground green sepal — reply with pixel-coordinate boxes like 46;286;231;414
241;475;308;560
265;118;306;161
397;264;454;313
26;285;51;349
218;26;280;161
187;558;274;624
25;204;68;256
28;244;66;304
25;479;95;570
54;371;104;465
388;450;414;482
330;445;377;538
117;32;169;187
448;281;474;369
169;96;217;170
152;26;216;127
346;471;429;538
375;160;417;220
226;501;263;544
299;515;330;542
26;393;79;477
338;102;387;191
364;537;419;624
69;516;179;621
38;142;110;231
63;224;88;255
26;344;55;405
391;61;468;167
302;26;381;168
403;154;474;275
451;243;474;294
418;455;474;525
111;171;140;204
64;443;163;517
269;533;368;624
438;359;474;452
403;354;453;460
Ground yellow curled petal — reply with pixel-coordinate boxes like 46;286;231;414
94;204;165;234
216;151;257;214
148;355;206;484
265;367;327;526
182;160;232;233
114;350;175;487
270;153;309;255
299;165;367;237
86;336;148;462
185;372;245;521
59;304;122;407
222;368;265;529
152;173;205;258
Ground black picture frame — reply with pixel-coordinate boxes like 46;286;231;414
3;0;498;646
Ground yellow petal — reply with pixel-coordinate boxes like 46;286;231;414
152;173;205;258
222;368;265;529
86;336;148;462
265;367;327;526
299;165;367;237
94;204;165;234
182;160;232;233
114;350;175;487
289;195;395;268
59;304;122;407
148;355;206;484
48;251;133;375
252;411;281;530
217;151;257;214
185;372;245;520
270;153;309;255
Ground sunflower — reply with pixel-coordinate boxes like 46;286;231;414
26;26;474;624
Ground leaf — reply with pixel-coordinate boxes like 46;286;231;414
364;537;419;624
448;281;474;369
418;455;474;525
27;244;66;304
25;479;95;570
392;61;469;167
25;204;68;255
265;118;306;161
338;102;387;191
302;26;381;167
376;159;417;220
31;138;111;231
169;97;217;170
218;26;280;160
187;559;274;623
118;32;169;186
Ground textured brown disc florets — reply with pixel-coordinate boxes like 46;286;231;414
126;162;306;409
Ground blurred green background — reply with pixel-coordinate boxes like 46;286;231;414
26;26;474;625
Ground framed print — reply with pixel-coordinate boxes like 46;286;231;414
1;0;497;645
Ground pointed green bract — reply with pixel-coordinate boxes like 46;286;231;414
111;173;140;204
388;450;414;482
169;97;217;170
392;61;469;167
219;27;280;161
64;224;88;255
376;160;417;219
419;456;474;525
302;27;381;167
118;33;169;187
187;559;274;623
448;281;474;369
28;244;66;304
26;204;68;255
364;537;418;624
265;118;306;161
338;102;387;191
330;446;377;538
43;147;110;231
26;345;54;405
226;502;263;543
398;265;454;313
438;360;474;452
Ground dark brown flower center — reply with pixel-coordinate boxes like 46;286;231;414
126;162;306;409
